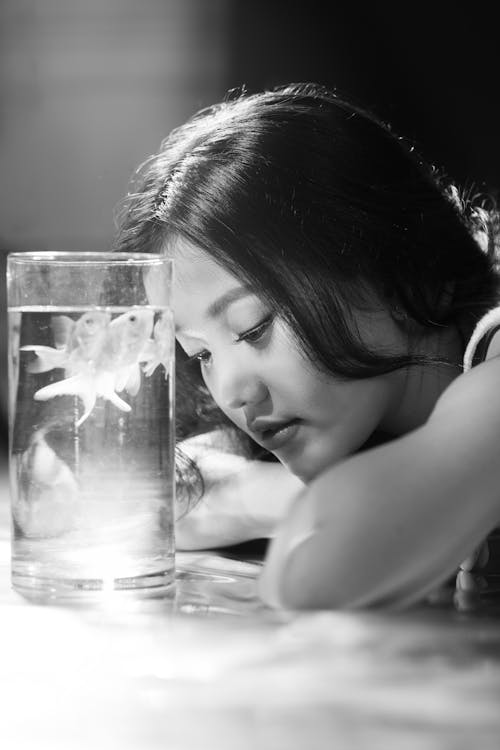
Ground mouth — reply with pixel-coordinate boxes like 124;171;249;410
252;418;301;451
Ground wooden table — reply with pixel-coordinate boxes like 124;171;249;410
1;469;500;750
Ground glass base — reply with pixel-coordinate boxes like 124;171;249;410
12;568;176;605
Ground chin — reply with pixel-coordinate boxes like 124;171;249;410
280;442;350;484
280;455;329;485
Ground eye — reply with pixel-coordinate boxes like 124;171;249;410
235;315;273;345
185;349;212;367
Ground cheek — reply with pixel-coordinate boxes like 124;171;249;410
320;380;393;444
269;329;315;383
199;367;218;402
263;336;332;410
199;368;242;423
295;373;392;430
280;360;338;410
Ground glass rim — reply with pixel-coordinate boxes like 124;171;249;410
7;251;172;267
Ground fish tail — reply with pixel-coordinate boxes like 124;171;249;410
20;345;68;373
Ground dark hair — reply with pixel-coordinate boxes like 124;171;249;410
114;82;500;491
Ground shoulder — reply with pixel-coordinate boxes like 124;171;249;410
430;350;500;437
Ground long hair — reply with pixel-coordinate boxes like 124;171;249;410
114;83;500;494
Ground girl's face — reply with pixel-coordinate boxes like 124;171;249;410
170;241;410;482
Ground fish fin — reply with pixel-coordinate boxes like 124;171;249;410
140;339;160;377
75;388;98;427
114;365;132;393
33;374;86;401
124;364;141;396
95;372;132;413
113;363;141;396
20;346;68;373
106;391;132;413
51;315;75;349
32;374;97;428
142;358;159;377
139;339;155;360
141;317;173;378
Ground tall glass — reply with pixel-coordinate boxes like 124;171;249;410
7;252;175;601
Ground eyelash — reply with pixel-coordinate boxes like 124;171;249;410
186;315;273;367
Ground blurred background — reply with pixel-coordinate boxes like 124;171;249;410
1;0;499;456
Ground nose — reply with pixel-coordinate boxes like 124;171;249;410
215;361;268;411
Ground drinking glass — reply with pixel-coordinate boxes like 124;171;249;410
7;252;175;601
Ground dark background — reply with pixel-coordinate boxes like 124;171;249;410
1;0;499;446
228;2;500;192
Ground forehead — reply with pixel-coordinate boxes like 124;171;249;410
167;238;237;290
164;238;245;328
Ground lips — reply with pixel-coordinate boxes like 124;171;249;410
249;418;301;451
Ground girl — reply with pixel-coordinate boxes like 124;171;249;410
115;83;500;609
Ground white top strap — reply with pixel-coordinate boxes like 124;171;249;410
463;306;500;372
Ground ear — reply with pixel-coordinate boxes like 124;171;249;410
434;281;456;319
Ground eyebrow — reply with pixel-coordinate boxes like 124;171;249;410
175;286;253;335
206;287;253;319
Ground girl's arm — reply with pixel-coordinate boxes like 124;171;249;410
176;432;304;550
259;356;500;609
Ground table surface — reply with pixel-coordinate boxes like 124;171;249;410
1;469;500;750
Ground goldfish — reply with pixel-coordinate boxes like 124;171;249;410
13;424;79;538
21;311;111;375
22;309;155;426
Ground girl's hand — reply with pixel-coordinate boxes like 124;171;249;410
175;432;303;550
